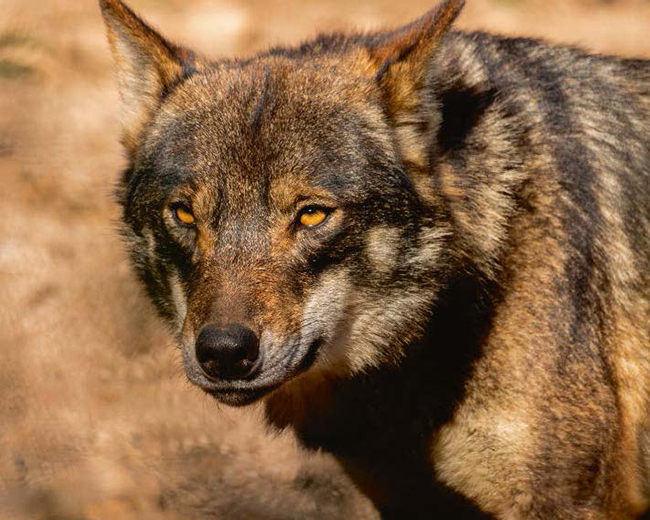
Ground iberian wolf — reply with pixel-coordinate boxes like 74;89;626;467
100;0;650;517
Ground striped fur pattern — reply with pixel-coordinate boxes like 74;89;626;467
100;0;650;517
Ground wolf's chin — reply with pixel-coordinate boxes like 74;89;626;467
205;386;279;407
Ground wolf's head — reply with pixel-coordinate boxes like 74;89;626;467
101;0;465;406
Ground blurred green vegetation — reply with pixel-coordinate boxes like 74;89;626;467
0;34;32;48
0;60;33;79
0;32;38;80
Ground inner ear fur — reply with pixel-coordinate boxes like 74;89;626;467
365;0;465;168
99;0;201;154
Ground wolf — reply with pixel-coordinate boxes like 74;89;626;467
99;0;650;517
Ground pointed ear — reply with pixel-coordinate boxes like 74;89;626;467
99;0;201;153
365;0;465;167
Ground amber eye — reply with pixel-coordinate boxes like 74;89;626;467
172;204;196;226
298;207;329;228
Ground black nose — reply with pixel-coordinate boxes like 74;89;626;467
195;324;260;381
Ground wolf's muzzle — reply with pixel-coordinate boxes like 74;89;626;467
195;324;261;381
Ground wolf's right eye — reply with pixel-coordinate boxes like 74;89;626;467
297;207;330;228
171;204;196;226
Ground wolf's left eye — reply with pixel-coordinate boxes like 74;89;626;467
171;203;196;226
298;207;330;228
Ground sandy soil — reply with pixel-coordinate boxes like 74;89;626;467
0;0;648;518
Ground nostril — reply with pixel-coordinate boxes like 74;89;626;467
195;324;260;381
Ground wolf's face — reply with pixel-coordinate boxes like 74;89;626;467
103;0;463;405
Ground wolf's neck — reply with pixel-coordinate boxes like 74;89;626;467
424;31;535;281
264;273;496;514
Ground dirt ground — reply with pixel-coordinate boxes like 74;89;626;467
0;0;648;519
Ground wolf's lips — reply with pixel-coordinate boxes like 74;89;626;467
205;385;280;407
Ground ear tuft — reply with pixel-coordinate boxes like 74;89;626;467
370;0;465;80
99;0;199;153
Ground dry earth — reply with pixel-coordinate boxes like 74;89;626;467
0;0;648;519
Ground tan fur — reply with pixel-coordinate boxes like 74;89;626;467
101;0;650;517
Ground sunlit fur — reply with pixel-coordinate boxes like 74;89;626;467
101;0;650;517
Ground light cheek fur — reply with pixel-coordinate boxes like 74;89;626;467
408;226;451;275
364;226;401;274
167;268;188;333
345;289;432;369
340;225;450;372
299;269;352;374
301;224;450;375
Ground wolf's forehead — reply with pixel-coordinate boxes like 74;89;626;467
150;105;332;190
149;67;382;187
161;60;375;146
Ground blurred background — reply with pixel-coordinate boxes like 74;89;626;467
0;0;648;518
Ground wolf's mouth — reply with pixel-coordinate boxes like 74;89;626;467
205;385;281;406
185;337;323;406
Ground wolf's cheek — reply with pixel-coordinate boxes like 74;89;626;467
122;225;185;327
167;267;188;333
297;268;353;374
364;225;402;276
